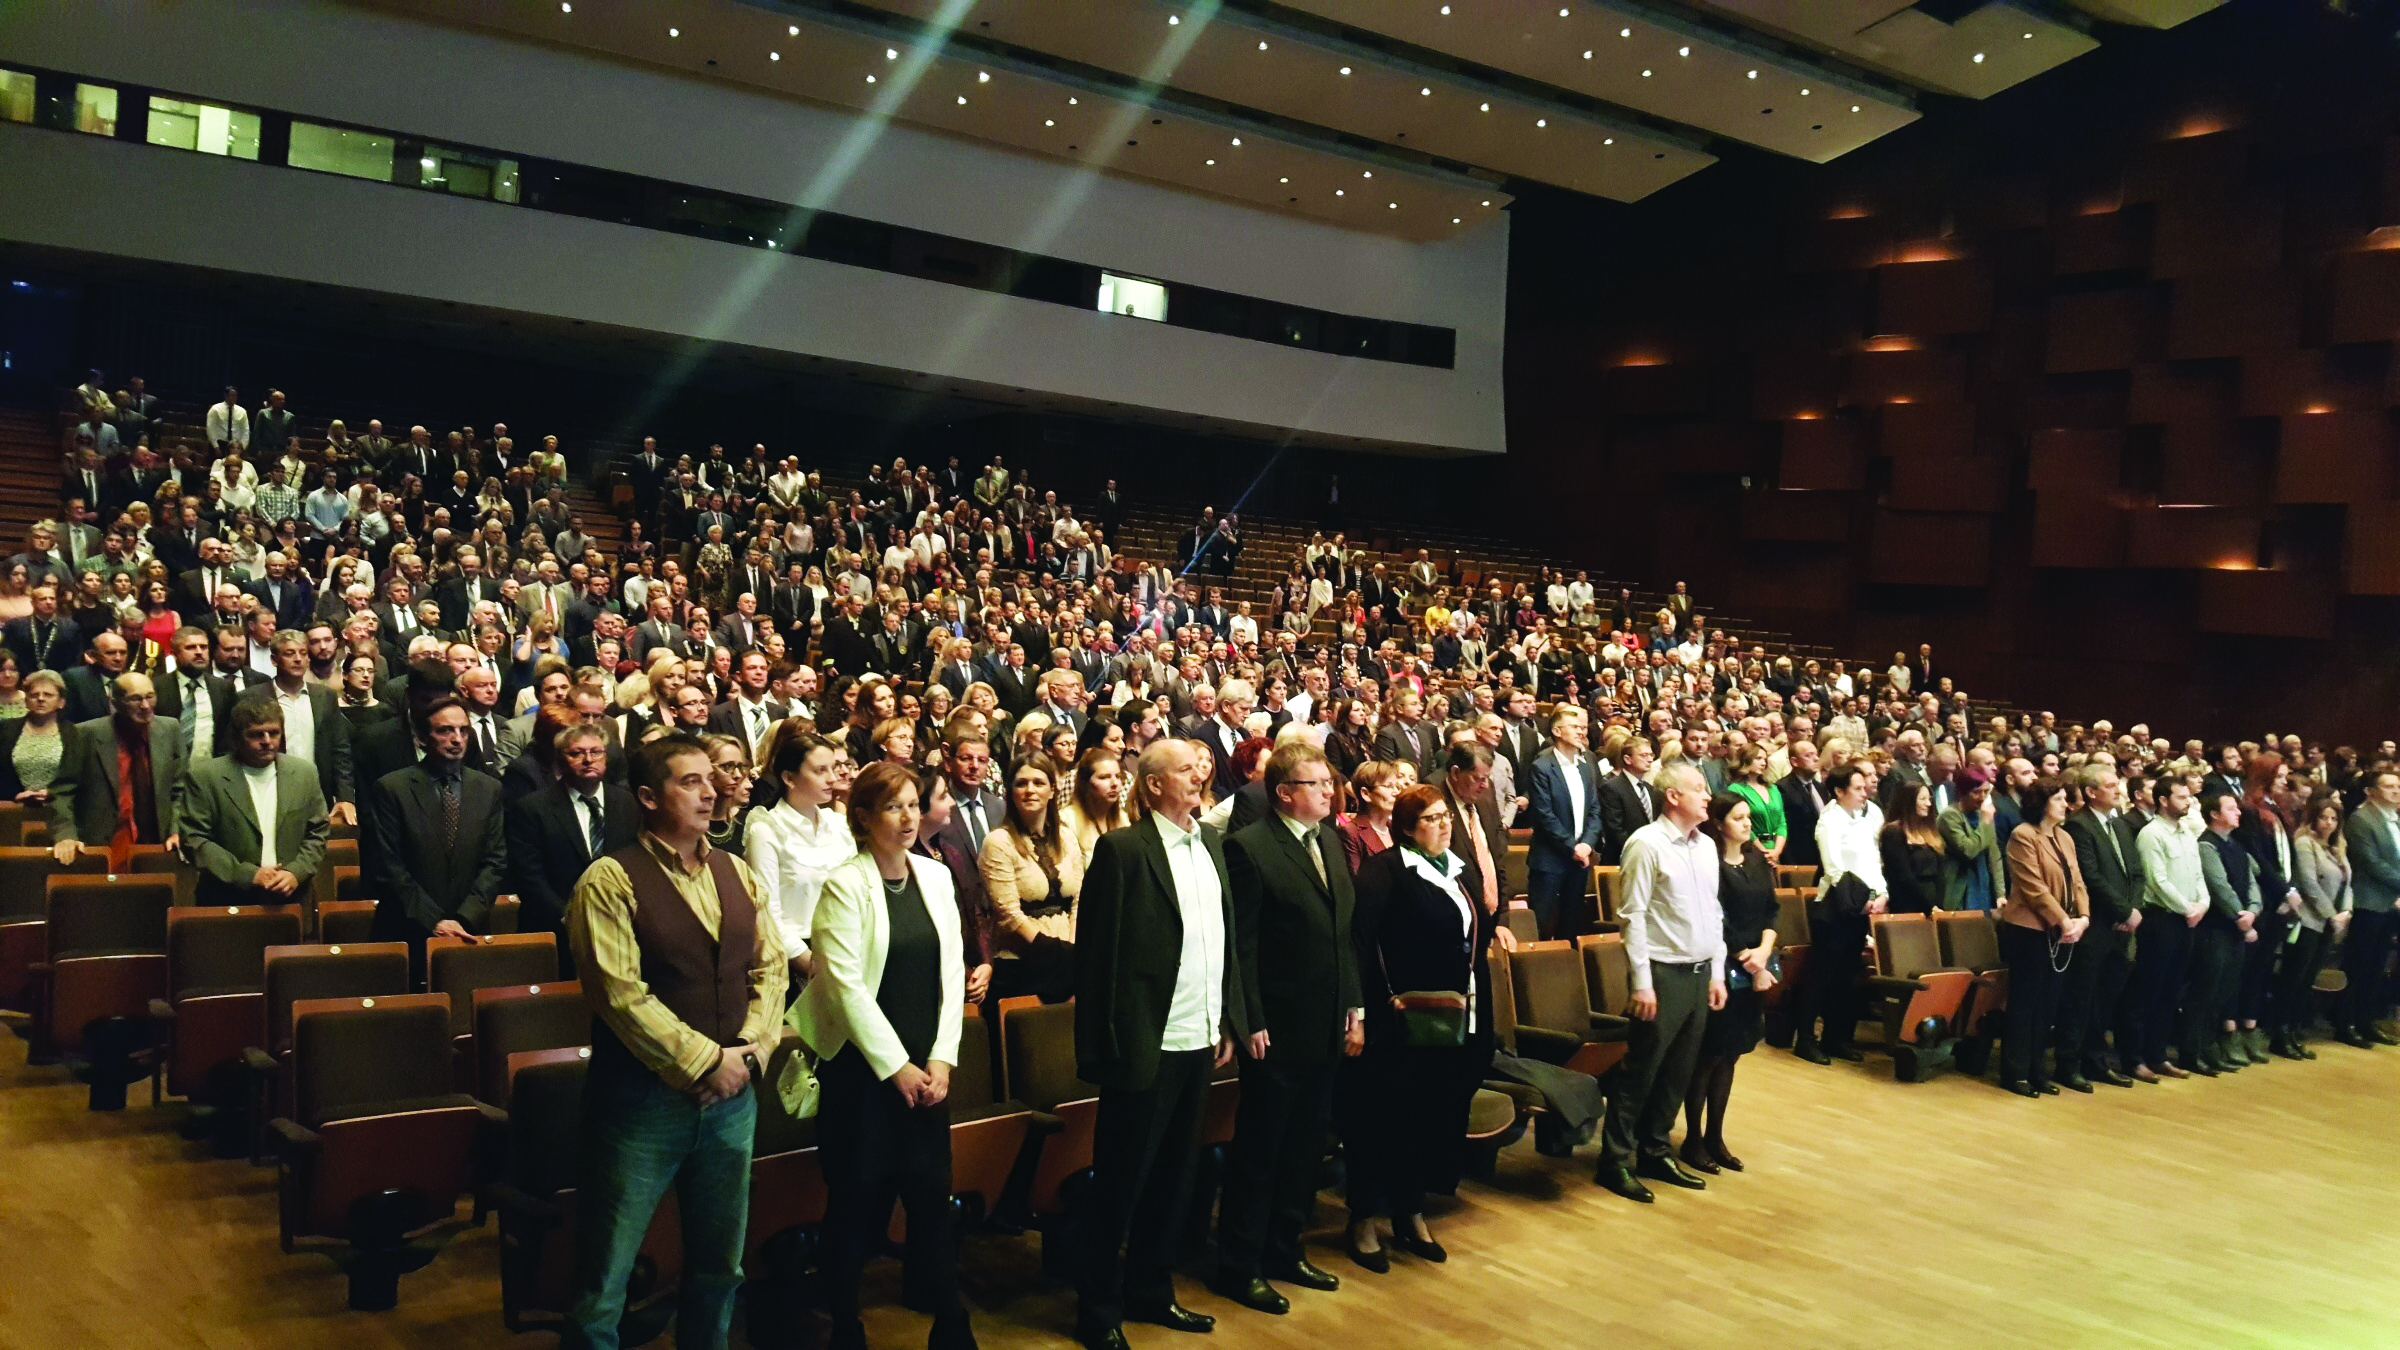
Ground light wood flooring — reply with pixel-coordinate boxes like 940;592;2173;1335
3;1029;2396;1350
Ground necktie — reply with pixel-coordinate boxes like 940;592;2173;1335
478;717;496;762
1306;827;1329;889
438;771;460;849
964;797;986;853
178;676;199;755
581;792;605;857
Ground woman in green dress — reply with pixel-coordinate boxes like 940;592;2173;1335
1725;746;1788;862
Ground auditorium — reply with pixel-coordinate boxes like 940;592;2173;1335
6;1;2400;1346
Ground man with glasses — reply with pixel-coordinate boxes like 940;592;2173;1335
1594;761;1726;1205
1211;742;1360;1316
51;672;184;871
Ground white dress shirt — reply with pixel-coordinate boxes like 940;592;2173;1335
744;798;858;953
1155;813;1227;1053
241;761;280;870
2138;816;2205;918
1616;817;1727;991
273;684;315;765
1816;799;1888;897
1553;747;1588;840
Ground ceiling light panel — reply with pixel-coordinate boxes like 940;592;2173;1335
1277;0;1917;163
1692;0;2099;100
378;0;1504;240
844;0;1709;200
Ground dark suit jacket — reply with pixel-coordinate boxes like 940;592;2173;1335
1225;817;1359;1065
988;665;1038;718
245;577;314;632
3;616;84;675
1776;771;1827;869
50;714;186;847
154;667;238;759
1353;845;1498;1042
1224;779;1271;835
1074;814;1251;1090
1372;719;1441;781
1597;772;1663;867
237;682;355;807
1525;749;1605;870
2065;807;2145;927
60;665;114;725
505;781;639;938
435;576;504;632
366;762;509;943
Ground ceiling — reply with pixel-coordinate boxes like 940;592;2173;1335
370;0;2228;239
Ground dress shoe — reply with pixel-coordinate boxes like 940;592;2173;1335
2220;1033;2256;1067
1677;1142;1721;1175
2156;1062;2192;1079
2093;1067;2135;1088
929;1312;979;1350
2038;1082;2061;1095
2248;1028;2275;1061
1392;1228;1448;1264
1792;1041;1832;1066
2270;1033;2305;1061
2336;1027;2377;1050
1209;1277;1288;1316
2129;1065;2161;1084
1125;1303;1214;1334
1595;1165;1655;1203
1265;1260;1339;1292
1075;1325;1132;1350
2370;1025;2399;1046
2000;1079;2040;1098
2297;1040;2319;1060
1635;1155;1707;1191
1825;1044;1865;1063
1344;1222;1389;1274
2059;1073;2094;1094
1706;1139;1746;1172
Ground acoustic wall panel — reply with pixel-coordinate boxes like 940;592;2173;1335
2275;411;2395;504
2028;427;2125;492
2046;289;2159;372
1868;511;1992;586
1779;418;1867;490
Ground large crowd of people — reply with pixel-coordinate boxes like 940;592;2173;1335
25;374;2400;1349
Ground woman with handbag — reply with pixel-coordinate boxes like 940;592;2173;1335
1346;783;1494;1272
1998;775;2091;1097
1682;791;1779;1175
790;761;975;1350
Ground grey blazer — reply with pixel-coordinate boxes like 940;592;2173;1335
2292;832;2353;931
50;714;186;848
2343;802;2400;915
180;755;332;904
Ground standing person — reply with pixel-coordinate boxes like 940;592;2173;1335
2282;797;2350;1058
912;768;996;1006
506;723;639;965
980;755;1082;1003
1596;733;1664;868
1346;784;1490;1268
1213;743;1359;1315
1936;766;2004;912
2191;791;2262;1075
1792;763;1885;1064
1072;737;1249;1350
2336;768;2400;1048
2061;765;2143;1088
1878;784;1946;914
791;762;973;1350
1522;704;1603;940
179;698;331;907
1775;737;1827;871
364;696;509;984
2132;781;2206;1081
563;734;788;1350
1593;763;1725;1203
50;672;184;870
1996;777;2089;1097
742;730;852;981
1682;791;1777;1175
2233;755;2299;1065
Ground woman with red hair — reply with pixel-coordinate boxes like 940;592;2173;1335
2233;751;2302;1065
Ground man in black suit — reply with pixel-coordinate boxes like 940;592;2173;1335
2061;764;2143;1089
1494;686;1546;784
62;630;129;725
1189;677;1255;800
4;584;84;676
1598;737;1665;867
1775;737;1827;870
1371;687;1442;783
1213;742;1357;1314
366;696;509;985
433;551;505;632
1075;738;1250;1350
987;644;1039;719
244;553;314;633
704;651;789;758
504;721;636;969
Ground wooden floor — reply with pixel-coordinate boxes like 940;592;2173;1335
4;1028;2398;1350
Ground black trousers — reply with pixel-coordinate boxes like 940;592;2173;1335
2237;908;2289;1025
2133;912;2193;1069
816;1048;961;1331
1600;962;1709;1169
1077;1048;1213;1331
1215;1056;1334;1281
2053;924;2131;1074
2340;907;2397;1033
2180;916;2242;1061
1998;923;2068;1088
2275;925;2332;1036
1793;913;1869;1052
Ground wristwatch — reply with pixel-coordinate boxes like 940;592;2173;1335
742;1050;764;1082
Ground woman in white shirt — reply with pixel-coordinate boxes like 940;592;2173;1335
211;448;259;513
744;728;855;977
790;763;973;1350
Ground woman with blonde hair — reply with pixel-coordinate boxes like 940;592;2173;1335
979;752;1081;1003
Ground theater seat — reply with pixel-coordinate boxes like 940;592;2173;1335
0;845;108;1019
268;993;504;1310
151;905;304;1147
42;872;176;1107
314;838;360;909
426;933;559;1086
1933;911;2008;1075
1512;940;1630;1078
1866;915;1974;1082
471;984;586;1109
315;899;376;944
1002;1000;1095;1276
244;941;410;1162
741;1033;824;1348
1762;888;1812;1049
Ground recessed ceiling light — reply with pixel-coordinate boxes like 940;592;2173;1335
558;2;569;11
1536;118;1547;127
1363;170;1373;178
1620;26;1631;37
1068;96;1078;104
1746;69;1757;78
1678;45;1689;56
1335;189;1345;196
1441;3;1451;11
1339;65;1352;75
667;27;679;37
788;24;799;36
1851;104;1861;112
1420;86;1432;96
1481;199;1491;206
1800;87;1810;95
1167;14;1179;24
1206;159;1215;165
1583;49;1593;58
866;74;877;83
1258;40;1269;50
1641;69;1652;77
2023;31;2033;38
955;95;966;103
1603;137;1614;144
977;71;990;82
885;47;897;59
1452;217;1461;223
1559;6;1570;15
1479;102;1490;111
1044;117;1054;125
1971;51;1986;63
769;51;780;61
1279;176;1289;183
1389;202;1398;209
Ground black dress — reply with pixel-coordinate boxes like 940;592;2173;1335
1881;826;1944;915
1701;850;1779;1060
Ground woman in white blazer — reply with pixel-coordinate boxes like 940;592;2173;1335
742;727;853;979
791;762;973;1350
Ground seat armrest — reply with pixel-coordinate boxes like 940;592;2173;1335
148;998;176;1023
488;1181;565;1227
242;1045;278;1077
1513;1025;1582;1063
1587;1013;1630;1041
267;1116;320;1155
1022;1109;1065;1138
1862;975;1929;998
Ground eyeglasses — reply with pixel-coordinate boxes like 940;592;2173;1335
1419;809;1452;823
1283;776;1334;790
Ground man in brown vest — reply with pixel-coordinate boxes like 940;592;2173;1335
564;733;789;1350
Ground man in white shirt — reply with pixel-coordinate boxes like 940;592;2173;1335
1596;759;1725;1202
180;696;330;906
1074;738;1249;1348
204;385;250;450
2132;779;2206;1077
1793;761;1886;1064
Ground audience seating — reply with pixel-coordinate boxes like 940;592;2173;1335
0;845;110;1018
315;899;376;944
740;1034;825;1349
1001;999;1097;1275
128;848;196;906
1865;915;1975;1082
470;983;587;1109
1762;889;1811;1048
1933;911;2007;1075
426;931;560;1041
0;800;22;846
1510;939;1631;1078
313;839;361;909
150;905;304;1149
41;872;176;1108
268;993;503;1310
243;941;411;1162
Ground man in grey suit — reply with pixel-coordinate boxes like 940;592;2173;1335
180;697;331;907
366;696;510;985
935;731;1004;862
239;630;357;828
1370;686;1442;782
2338;768;2400;1046
50;672;185;864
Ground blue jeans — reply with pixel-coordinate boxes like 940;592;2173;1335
564;1056;756;1350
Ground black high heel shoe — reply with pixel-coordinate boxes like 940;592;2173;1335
1345;1219;1389;1275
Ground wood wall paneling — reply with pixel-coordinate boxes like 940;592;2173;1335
2344;499;2400;594
2046;290;2160;373
2196;567;2337;638
2028;427;2126;491
1868;510;1993;586
2031;492;2131;567
2165;271;2300;359
1777;418;1867;489
1889;455;2010;512
1740;489;1855;543
1876;258;1996;335
2275;410;2395;503
1879;401;1978;459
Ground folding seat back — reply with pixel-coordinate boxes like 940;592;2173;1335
1487;946;1522;1055
45;873;175;1055
333;866;364;903
1776;865;1819;892
1509;941;1629;1077
1773;888;1812;948
160;906;303;1099
0;846;99;1012
313;839;362;908
1866;916;1973;1060
1006;1001;1100;1222
261;942;411;1059
128;847;196;906
315;899;377;944
472;984;588;1109
1582;932;1633;1018
1502;905;1541;945
1590;865;1621;924
744;1034;823;1270
944;1018;1037;1222
427;933;559;1038
0;800;21;846
289;993;462;1126
990;994;1043;1101
1934;911;2009;1028
1875;915;1948;980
